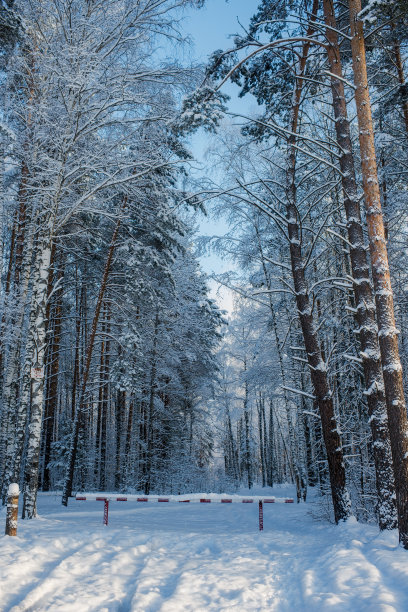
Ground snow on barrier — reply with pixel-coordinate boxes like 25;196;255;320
75;494;295;530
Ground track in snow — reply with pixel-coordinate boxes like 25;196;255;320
1;486;408;611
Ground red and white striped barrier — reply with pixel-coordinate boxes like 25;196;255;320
75;494;295;530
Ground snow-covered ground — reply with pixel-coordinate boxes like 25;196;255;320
1;485;408;611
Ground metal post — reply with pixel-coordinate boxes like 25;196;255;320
5;483;19;536
103;499;109;526
259;500;263;531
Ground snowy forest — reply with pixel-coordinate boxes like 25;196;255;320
2;0;408;553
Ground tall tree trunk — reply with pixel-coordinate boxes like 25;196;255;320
42;256;64;491
99;305;111;491
267;399;274;487
94;309;106;485
0;66;35;388
237;418;243;481
349;0;408;547
22;222;53;518
144;313;159;496
21;159;69;517
284;0;351;522
322;0;397;530
392;32;408;137
115;389;125;490
13;162;29;287
243;373;252;490
0;56;35;491
123;397;134;489
71;272;83;420
0;203;19;388
258;394;266;487
0;224;36;500
139;399;147;490
225;406;239;482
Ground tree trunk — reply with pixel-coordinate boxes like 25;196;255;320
22;224;53;518
258;394;266;487
349;0;408;547
42;256;64;491
392;33;408;137
0;225;36;501
115;389;125;490
323;0;397;530
144;313;159;496
283;0;351;522
71;275;83;420
225;406;239;482
99;306;111;491
0;202;19;389
243;376;252;490
267;400;274;487
123;397;134;489
94;309;106;486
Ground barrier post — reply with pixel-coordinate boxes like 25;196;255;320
259;500;263;531
5;483;19;536
103;499;109;526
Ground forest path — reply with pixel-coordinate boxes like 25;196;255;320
1;486;408;611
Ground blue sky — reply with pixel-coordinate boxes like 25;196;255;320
183;0;257;162
180;1;258;311
184;0;255;63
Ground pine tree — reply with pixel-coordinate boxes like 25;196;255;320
348;0;408;548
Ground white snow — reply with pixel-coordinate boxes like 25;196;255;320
7;483;19;497
343;353;363;364
364;380;385;396
1;485;408;611
360;348;381;360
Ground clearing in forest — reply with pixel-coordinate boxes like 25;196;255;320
1;485;408;611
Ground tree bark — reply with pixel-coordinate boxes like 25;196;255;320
267;400;274;487
144;312;159;496
392;33;408;137
323;0;396;530
0;224;35;501
114;389;125;490
258;394;266;487
243;372;252;490
94;308;106;485
42;255;64;491
99;305;111;491
283;0;351;522
22;222;53;518
123;397;134;489
225;406;239;482
348;0;408;547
